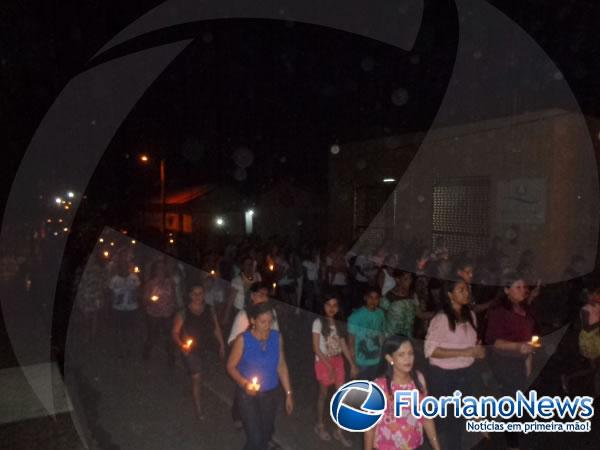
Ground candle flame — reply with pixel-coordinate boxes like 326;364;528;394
134;266;140;273
210;270;216;276
185;338;193;348
252;377;257;384
269;264;274;271
151;295;159;302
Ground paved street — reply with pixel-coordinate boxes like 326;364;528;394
2;302;600;449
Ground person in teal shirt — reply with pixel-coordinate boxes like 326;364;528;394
348;288;385;380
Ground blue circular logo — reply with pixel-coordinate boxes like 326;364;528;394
330;380;387;432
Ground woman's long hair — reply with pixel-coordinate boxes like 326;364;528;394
441;279;476;332
318;292;346;339
378;335;424;395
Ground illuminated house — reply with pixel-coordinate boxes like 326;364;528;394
144;185;247;237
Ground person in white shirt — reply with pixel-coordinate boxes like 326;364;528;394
108;259;141;358
302;246;321;312
225;256;262;324
228;282;278;345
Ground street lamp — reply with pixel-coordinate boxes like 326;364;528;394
139;154;167;234
245;209;255;235
215;217;224;227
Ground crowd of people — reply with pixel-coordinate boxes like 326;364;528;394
70;234;600;450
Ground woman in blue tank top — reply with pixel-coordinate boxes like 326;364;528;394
227;302;294;450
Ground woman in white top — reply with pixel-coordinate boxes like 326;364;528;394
108;259;141;358
301;245;321;312
378;254;398;297
311;292;356;446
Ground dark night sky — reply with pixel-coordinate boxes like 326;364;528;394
2;1;600;220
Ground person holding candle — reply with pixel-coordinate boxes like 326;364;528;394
142;259;177;367
172;281;225;421
425;279;485;450
364;335;441;450
312;293;356;446
227;302;293;450
228;282;279;430
485;272;538;450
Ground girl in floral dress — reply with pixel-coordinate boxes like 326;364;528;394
364;335;441;450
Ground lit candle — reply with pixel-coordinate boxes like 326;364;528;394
210;270;216;276
249;376;261;392
531;335;541;348
272;282;277;289
150;295;159;302
133;266;140;273
103;251;110;258
269;264;275;272
183;338;194;350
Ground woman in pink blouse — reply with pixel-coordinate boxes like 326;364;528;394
425;279;485;450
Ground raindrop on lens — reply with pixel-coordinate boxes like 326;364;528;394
233;167;247;181
391;88;409;106
361;57;374;72
232;147;254;168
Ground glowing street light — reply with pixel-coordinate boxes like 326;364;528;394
67;191;75;198
215;217;225;227
99;238;104;243
55;197;62;204
138;154;167;234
